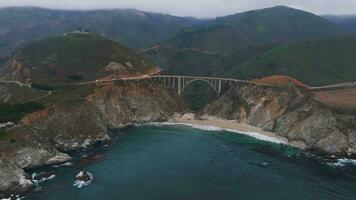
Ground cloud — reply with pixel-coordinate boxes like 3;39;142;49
0;0;355;17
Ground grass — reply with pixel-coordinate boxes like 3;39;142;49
15;33;156;84
0;102;45;123
0;128;8;140
148;34;356;86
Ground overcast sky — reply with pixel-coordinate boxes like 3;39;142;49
1;0;356;17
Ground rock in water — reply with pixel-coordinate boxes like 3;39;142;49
73;171;93;188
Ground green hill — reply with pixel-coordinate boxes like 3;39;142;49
162;6;343;53
146;34;356;86
230;34;356;85
0;7;203;58
324;15;356;32
5;33;157;84
144;6;345;79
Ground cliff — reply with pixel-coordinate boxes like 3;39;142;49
0;81;183;196
201;83;356;155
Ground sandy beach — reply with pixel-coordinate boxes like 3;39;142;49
169;113;305;149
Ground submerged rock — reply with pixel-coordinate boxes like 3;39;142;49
74;171;94;188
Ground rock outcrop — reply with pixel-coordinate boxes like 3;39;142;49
0;81;183;195
201;83;356;155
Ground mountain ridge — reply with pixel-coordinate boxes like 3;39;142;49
3;33;157;84
0;7;204;57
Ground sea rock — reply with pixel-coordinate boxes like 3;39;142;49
0;81;184;194
12;147;72;169
0;160;33;195
73;171;93;188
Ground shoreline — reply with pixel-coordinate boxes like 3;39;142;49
160;114;306;150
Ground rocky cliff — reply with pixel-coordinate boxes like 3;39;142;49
0;80;183;196
201;83;356;155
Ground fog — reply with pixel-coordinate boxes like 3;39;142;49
1;0;356;17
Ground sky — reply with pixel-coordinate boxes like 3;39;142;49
1;0;356;17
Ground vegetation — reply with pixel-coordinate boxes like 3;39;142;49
12;33;156;84
0;128;7;140
67;74;84;81
0;103;45;123
145;6;354;85
163;6;343;54
324;15;356;32
231;34;356;85
0;7;204;57
31;83;54;91
183;81;219;111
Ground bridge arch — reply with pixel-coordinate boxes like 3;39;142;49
182;79;219;96
150;75;240;95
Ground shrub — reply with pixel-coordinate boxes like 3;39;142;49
0;103;45;123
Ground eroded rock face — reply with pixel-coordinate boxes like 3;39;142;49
6;59;30;83
202;83;356;155
0;81;183;194
0;160;33;195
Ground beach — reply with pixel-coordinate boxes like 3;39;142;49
169;113;306;149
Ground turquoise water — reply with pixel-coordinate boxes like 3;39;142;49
27;125;356;200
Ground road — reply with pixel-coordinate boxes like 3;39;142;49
0;80;28;87
309;82;356;91
2;71;356;102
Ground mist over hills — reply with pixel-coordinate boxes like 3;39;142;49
164;6;343;53
143;6;356;85
1;5;356;85
324;15;356;32
0;7;204;58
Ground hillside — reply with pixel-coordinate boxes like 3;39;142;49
251;75;309;88
144;6;345;80
0;7;203;58
324;15;356;32
3;33;157;84
231;34;356;85
161;6;343;53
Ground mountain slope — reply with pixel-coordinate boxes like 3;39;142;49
4;33;157;84
0;7;203;57
162;6;344;53
324;15;356;32
230;34;356;85
144;6;345;77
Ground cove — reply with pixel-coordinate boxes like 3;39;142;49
26;125;356;200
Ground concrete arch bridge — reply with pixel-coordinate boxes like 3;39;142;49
149;75;250;95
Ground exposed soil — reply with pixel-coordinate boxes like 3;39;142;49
313;87;356;109
251;75;309;89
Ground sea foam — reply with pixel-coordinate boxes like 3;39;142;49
73;171;94;188
147;122;288;145
327;158;356;167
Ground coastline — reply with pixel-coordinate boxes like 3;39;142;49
163;114;306;150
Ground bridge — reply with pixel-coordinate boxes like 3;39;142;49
2;73;356;98
149;75;251;95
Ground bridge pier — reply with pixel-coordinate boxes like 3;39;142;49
218;80;222;93
151;75;242;96
178;76;182;95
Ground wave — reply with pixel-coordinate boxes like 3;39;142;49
1;194;23;200
146;122;288;145
73;171;94;189
53;162;73;168
327;158;356;167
